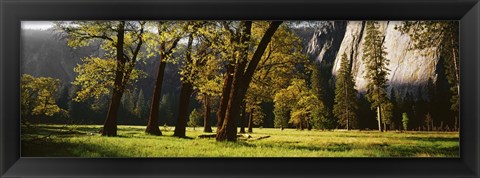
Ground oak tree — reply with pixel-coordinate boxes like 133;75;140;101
56;21;146;136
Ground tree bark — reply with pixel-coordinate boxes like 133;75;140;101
145;24;180;135
174;34;194;138
145;53;166;135
216;21;252;141
173;82;193;137
450;36;460;112
377;106;383;132
102;21;126;136
216;65;234;133
203;94;213;133
216;61;247;141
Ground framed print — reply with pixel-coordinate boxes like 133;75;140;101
1;0;479;177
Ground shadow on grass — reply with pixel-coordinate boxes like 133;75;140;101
21;139;129;157
356;141;458;157
383;144;459;157
171;136;194;140
216;140;257;148
404;136;458;142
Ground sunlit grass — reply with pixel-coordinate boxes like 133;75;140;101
21;124;459;157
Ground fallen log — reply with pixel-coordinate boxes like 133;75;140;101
197;134;269;140
255;135;271;140
198;134;216;138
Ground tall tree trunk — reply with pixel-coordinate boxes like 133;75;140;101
454;116;458;131
248;108;253;133
216;21;252;141
216;65;234;133
239;102;246;133
145;44;167;136
173;82;193;137
102;21;126;136
144;29;180;135
103;89;123;136
451;36;460;96
174;34;194;138
203;94;212;133
216;62;247;141
377;106;382;132
216;21;282;142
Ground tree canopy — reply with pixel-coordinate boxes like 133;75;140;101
21;74;64;122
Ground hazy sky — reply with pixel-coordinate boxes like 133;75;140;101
20;21;322;30
22;21;54;30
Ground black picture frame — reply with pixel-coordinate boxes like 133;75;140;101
1;0;479;177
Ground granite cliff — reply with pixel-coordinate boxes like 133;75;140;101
305;21;440;99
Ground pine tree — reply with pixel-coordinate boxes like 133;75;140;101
362;21;391;132
310;61;335;130
389;88;400;130
333;53;358;130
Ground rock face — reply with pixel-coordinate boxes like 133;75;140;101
307;21;440;99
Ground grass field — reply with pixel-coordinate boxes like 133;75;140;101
21;124;459;157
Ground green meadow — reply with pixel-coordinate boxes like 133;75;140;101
21;124;459;157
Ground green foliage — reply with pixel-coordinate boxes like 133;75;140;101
273;104;289;129
402;112;409;131
381;102;394;126
273;79;324;130
333;53;358;130
21;74;64;121
71;57;146;104
55;21;148;60
310;106;335;130
56;21;147;132
246;22;309;124
188;108;203;130
143;21;189;60
363;21;390;108
244;103;267;127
